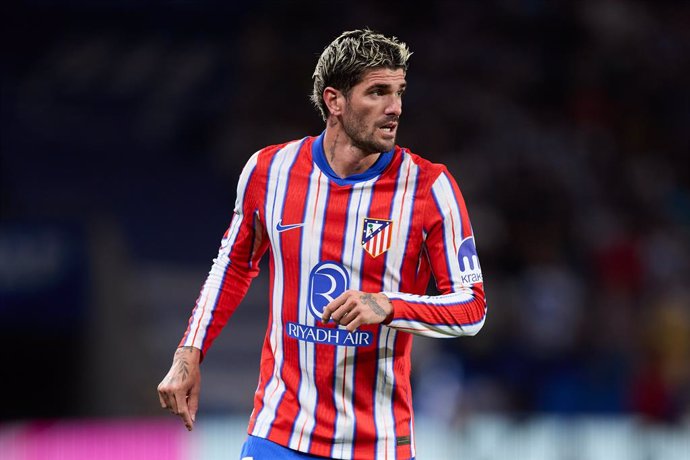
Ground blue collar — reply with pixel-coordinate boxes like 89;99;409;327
312;131;394;186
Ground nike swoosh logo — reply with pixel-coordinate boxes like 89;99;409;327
276;220;304;232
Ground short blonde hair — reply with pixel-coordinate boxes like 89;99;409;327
311;29;412;121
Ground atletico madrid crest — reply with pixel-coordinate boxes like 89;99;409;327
361;217;393;258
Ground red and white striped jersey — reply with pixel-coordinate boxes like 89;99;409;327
180;132;487;460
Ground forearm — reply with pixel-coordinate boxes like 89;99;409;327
179;150;267;356
395;168;487;338
180;260;254;352
382;286;486;337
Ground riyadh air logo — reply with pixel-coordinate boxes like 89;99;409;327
458;236;483;285
286;261;373;347
308;261;349;320
361;217;393;258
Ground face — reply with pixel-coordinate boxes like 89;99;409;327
340;67;406;154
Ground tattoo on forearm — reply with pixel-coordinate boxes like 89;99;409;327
361;293;387;318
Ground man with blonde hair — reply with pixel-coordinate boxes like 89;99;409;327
158;29;487;460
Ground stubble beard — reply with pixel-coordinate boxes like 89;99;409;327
342;110;396;155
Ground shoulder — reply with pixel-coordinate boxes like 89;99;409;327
257;137;313;161
243;136;313;173
396;146;449;184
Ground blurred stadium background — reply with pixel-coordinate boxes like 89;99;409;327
1;1;689;459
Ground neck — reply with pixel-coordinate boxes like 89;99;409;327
322;123;380;179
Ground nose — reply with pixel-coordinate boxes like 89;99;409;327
385;95;402;117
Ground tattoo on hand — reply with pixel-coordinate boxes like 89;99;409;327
172;359;189;383
171;347;194;383
361;293;387;318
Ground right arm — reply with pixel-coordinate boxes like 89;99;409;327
157;149;270;429
179;150;269;357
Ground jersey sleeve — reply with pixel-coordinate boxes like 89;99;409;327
179;150;269;357
382;167;487;338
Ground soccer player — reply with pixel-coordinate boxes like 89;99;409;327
158;29;487;460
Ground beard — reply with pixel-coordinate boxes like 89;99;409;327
341;108;397;154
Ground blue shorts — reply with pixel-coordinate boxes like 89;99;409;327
239;434;415;459
239;435;329;459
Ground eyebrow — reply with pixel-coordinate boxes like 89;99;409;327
367;82;407;91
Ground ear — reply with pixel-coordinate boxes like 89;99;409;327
323;87;344;117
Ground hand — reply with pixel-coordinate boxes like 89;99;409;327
322;291;393;332
157;346;201;431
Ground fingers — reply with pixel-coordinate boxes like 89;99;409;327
346;316;364;333
158;383;197;431
158;385;179;415
174;391;194;431
330;298;357;325
322;291;392;331
158;385;168;409
322;291;350;322
188;387;200;425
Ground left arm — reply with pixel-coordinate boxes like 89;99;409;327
383;168;487;337
322;168;487;337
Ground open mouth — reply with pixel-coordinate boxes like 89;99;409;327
380;123;397;133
